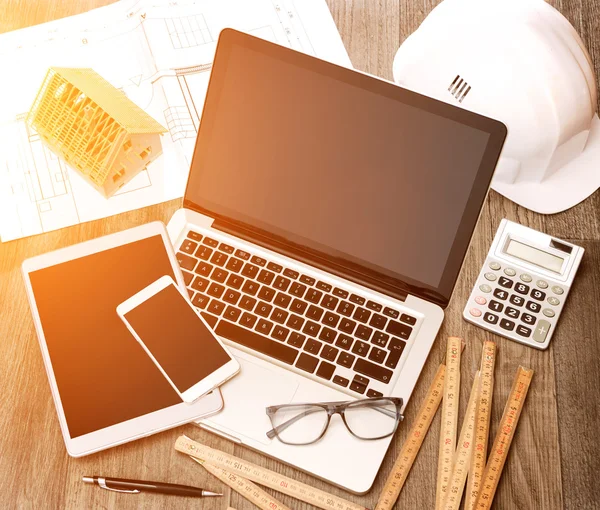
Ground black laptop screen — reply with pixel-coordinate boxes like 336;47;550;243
185;30;506;305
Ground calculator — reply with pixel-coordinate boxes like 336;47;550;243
463;219;584;349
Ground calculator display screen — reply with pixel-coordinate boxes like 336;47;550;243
505;240;564;273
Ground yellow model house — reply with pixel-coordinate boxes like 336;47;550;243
27;67;166;198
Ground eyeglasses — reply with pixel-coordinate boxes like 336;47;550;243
265;397;403;445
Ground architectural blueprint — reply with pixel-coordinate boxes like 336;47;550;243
0;0;351;242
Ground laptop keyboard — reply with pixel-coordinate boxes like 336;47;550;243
176;230;418;397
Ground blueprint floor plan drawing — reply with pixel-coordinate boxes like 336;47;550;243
0;0;351;242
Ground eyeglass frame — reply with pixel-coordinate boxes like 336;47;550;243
265;397;404;445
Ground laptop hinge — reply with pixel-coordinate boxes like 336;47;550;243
212;219;410;302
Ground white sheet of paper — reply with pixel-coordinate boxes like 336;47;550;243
0;0;351;242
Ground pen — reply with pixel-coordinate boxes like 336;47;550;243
82;476;222;497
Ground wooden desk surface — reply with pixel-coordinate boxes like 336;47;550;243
1;1;599;508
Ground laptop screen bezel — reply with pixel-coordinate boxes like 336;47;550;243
183;29;507;308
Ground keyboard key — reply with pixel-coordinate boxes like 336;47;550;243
256;302;273;318
526;301;541;313
516;324;532;338
493;288;509;300
367;389;383;398
195;261;212;277
288;332;306;348
498;276;513;289
333;288;349;299
302;321;321;337
195;245;213;261
241;263;260;278
372;331;389;348
300;275;316;286
318;327;337;344
306;305;324;321
255;319;274;335
366;301;382;312
271;308;289;324
305;288;323;304
187;231;202;242
400;313;416;325
369;313;387;330
354;358;393;383
283;268;299;279
241;280;259;296
201;312;218;329
177;252;197;271
215;321;298;364
239;296;257;311
289;299;308;315
234;249;251;260
272;325;290;342
338;351;356;368
339;318;357;334
180;239;197;254
250;256;267;267
207;283;225;299
488;300;504;313
322;295;339;310
286;314;305;331
223;306;241;322
226;274;244;290
225;257;243;273
257;286;276;302
296;353;319;373
385;338;406;369
219;243;234;254
321;345;339;362
510;295;525;307
350;377;367;394
207;300;225;316
382;307;399;319
257;269;275;285
531;289;546;301
483;312;498;325
239;312;258;329
273;276;292;292
304;338;322;355
333;375;349;387
349;294;366;305
505;306;519;319
356;325;373;341
522;312;536;325
289;282;307;298
322;312;340;328
182;270;194;286
316;361;336;380
192;277;210;293
211;267;229;283
203;237;219;247
353;307;371;323
192;293;209;310
385;320;412;339
515;283;530;295
500;318;515;331
267;262;283;273
210;252;228;267
274;292;292;308
369;347;387;364
223;289;241;305
337;301;355;317
316;281;332;292
352;340;370;357
335;334;353;350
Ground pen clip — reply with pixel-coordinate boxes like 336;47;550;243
97;477;140;494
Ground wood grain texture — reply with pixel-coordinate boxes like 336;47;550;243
0;0;599;509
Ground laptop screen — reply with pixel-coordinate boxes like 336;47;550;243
185;30;506;306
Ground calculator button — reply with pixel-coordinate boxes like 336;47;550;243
492;289;508;301
475;296;487;305
484;272;497;281
488;300;504;313
483;312;498;325
469;308;482;318
514;283;530;295
526;301;541;313
547;297;560;306
537;280;549;289
520;273;532;283
533;320;551;344
498;277;513;289
543;308;556;318
551;286;564;295
499;318;515;331
505;306;520;319
531;289;546;301
509;295;525;306
479;284;492;293
504;268;516;276
488;261;501;270
516;325;532;338
521;313;536;325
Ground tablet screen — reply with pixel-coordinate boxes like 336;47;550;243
29;235;183;438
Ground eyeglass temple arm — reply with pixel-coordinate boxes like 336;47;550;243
266;408;324;439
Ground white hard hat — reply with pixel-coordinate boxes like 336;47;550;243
392;0;600;215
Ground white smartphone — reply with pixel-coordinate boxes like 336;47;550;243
117;275;240;403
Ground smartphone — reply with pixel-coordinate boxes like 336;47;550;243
117;275;239;403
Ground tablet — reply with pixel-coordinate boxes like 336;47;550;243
21;221;223;457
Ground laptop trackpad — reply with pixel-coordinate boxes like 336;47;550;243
199;352;299;445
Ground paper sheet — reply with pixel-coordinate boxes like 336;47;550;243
0;0;351;242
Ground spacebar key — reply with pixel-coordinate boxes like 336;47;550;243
215;321;298;365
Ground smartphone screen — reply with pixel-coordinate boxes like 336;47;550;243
123;283;232;393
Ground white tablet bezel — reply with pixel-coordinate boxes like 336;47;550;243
117;275;240;403
21;221;223;457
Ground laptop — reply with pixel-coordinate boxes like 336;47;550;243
166;29;507;494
